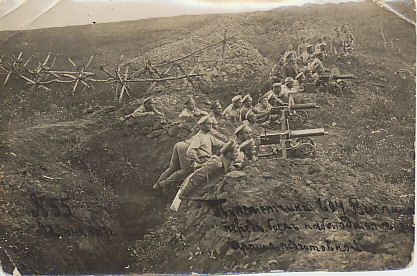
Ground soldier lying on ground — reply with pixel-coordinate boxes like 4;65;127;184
179;140;239;200
222;95;242;123
187;115;225;170
179;95;208;120
120;97;164;121
153;139;192;194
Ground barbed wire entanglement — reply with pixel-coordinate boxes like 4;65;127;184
0;33;237;102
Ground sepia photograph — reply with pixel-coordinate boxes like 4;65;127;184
0;0;415;274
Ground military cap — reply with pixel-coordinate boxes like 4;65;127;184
198;115;212;125
234;124;250;136
143;97;155;105
239;138;255;151
232;95;243;103
211;101;221;110
285;77;294;84
306;44;314;49
272;83;282;88
220;140;237;155
184;95;195;105
242;94;252;103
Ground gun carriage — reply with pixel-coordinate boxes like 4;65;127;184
315;73;355;95
258;102;327;159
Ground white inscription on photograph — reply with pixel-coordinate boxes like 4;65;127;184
0;0;415;274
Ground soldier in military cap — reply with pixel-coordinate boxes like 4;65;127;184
332;27;344;57
222;95;242;122
341;24;355;53
187;115;225;169
239;139;257;162
252;96;272;123
179;95;208;120
120;97;164;121
300;44;314;65
179;140;239;199
282;52;299;81
234;123;252;144
240;94;253;121
209;101;223;126
297;37;309;56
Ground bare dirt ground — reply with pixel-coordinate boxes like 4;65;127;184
0;1;415;274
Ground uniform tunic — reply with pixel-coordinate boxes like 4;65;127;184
282;62;299;80
187;130;225;166
179;107;208;119
180;155;231;198
222;104;241;122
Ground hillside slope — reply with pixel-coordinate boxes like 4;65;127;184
0;1;415;274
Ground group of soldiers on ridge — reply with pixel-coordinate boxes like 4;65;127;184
120;24;355;200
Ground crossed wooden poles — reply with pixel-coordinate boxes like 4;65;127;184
0;31;237;101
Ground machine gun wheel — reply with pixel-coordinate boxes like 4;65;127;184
330;83;342;95
292;142;316;159
337;80;350;94
290;137;315;148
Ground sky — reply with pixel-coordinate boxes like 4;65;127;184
0;0;364;31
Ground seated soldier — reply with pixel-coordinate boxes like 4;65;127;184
341;24;355;53
120;97;164;121
265;83;286;106
310;51;325;80
297;37;309;56
234;138;258;169
315;37;324;53
239;139;257;162
234;123;252;144
209;101;224;126
300;45;314;65
153;140;192;194
282;52;299;81
179;95;208;120
304;68;315;84
240;94;253;121
222;95;242;123
252;96;272;123
187;116;225;169
280;77;296;106
332;27;345;57
284;44;297;61
268;56;285;84
179;140;239;199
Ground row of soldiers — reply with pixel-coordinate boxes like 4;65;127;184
153;116;256;198
121;85;292;126
270;24;355;90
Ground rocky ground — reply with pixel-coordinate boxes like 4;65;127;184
0;1;415;274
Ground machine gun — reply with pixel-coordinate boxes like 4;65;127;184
258;128;328;159
317;73;356;95
269;102;319;127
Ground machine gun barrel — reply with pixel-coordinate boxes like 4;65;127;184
333;74;355;80
290;103;319;110
270;103;319;114
260;128;327;145
290;128;326;138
